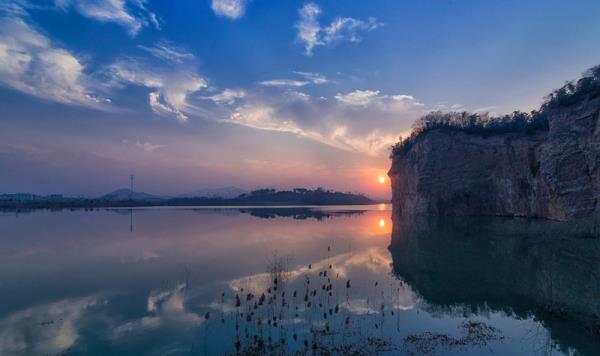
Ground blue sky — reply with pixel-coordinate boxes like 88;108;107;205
1;0;600;198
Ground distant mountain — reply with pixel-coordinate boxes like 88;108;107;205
99;188;168;202
179;186;247;199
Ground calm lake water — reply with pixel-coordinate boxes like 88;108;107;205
0;205;598;355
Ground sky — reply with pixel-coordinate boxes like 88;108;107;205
1;0;600;199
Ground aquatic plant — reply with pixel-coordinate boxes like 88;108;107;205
402;321;505;355
193;244;507;355
76;236;514;356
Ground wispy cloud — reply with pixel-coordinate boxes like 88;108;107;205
0;10;109;108
334;90;422;109
55;0;161;36
122;139;163;152
226;89;426;155
294;71;329;84
258;79;310;87
258;71;329;87
295;3;321;56
202;88;246;105
210;0;248;20
334;89;380;106
110;58;207;122
138;41;194;63
229;103;307;137
322;16;380;45
295;2;382;56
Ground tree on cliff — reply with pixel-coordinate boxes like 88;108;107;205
391;110;548;157
544;64;600;109
391;64;600;158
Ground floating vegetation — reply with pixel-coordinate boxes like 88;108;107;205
193;245;505;355
193;245;421;355
37;318;62;327
402;320;505;355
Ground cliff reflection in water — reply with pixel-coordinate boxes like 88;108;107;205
389;216;600;355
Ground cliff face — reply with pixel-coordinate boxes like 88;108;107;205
389;97;600;221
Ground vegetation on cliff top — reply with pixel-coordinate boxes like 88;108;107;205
543;64;600;109
390;110;549;157
391;64;600;157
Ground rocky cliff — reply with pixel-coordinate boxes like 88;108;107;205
389;96;600;221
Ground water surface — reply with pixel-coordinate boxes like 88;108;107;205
0;206;598;355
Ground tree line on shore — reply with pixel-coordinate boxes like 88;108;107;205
0;188;375;209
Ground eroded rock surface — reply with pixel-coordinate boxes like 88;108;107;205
389;97;600;221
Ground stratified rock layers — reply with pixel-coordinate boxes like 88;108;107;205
389;97;600;221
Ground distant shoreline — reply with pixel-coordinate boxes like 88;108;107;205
0;201;384;210
0;188;379;210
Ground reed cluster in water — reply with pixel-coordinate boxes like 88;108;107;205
195;247;502;355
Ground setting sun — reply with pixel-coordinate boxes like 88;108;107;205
379;218;385;227
378;176;386;184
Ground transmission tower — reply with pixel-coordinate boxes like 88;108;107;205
130;174;134;200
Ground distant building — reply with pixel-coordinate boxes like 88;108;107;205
0;193;39;201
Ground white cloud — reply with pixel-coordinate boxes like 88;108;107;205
0;13;108;108
56;0;160;36
295;2;382;56
296;2;321;56
259;79;309;87
138;41;194;63
287;90;311;101
226;89;427;155
258;71;329;87
110;59;207;122
322;16;380;44
334;89;380;106
229;103;306;135
122;139;163;152
211;0;248;20
294;71;329;84
202;88;246;105
336;90;425;112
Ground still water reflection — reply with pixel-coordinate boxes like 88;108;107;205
0;206;598;355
